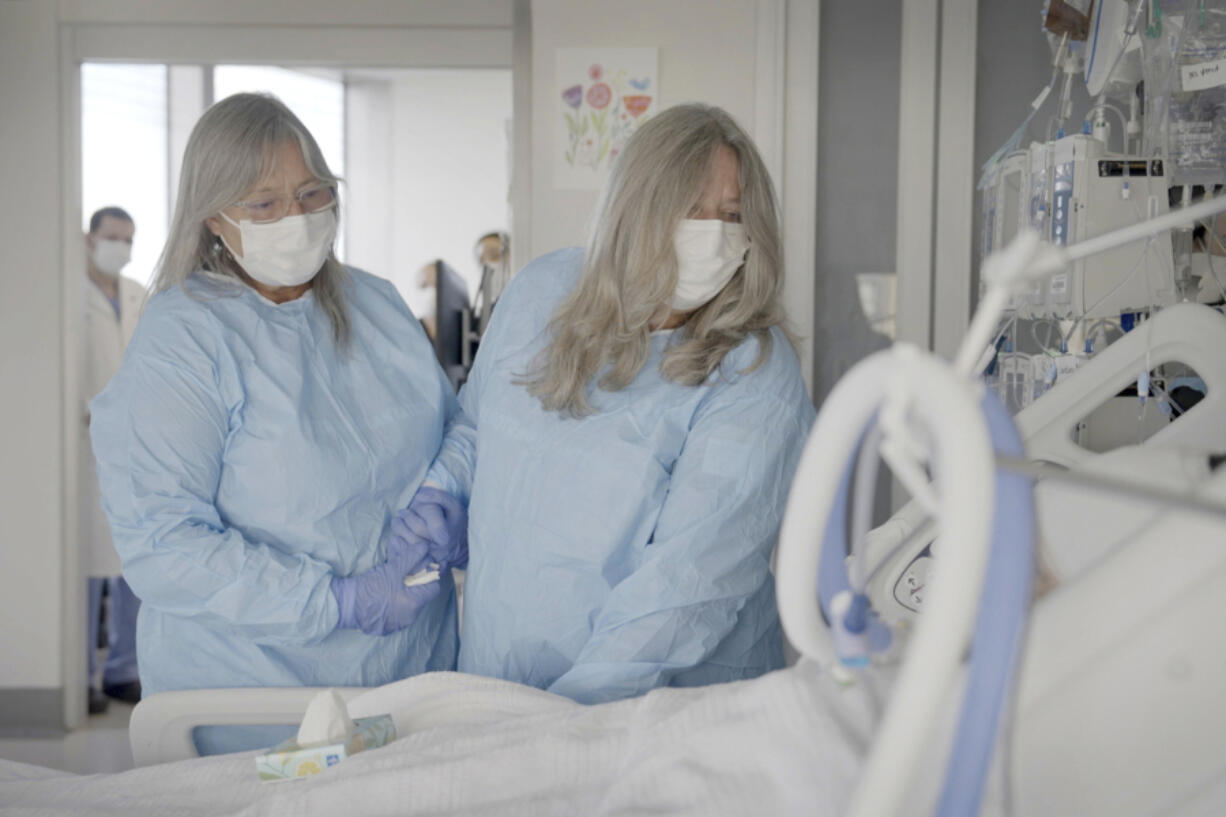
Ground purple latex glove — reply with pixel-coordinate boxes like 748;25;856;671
390;486;469;570
330;537;441;636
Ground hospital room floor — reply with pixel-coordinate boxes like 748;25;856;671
0;701;135;775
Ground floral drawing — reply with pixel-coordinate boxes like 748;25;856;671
586;82;612;109
561;62;654;173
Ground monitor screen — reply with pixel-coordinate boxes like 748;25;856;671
433;260;472;391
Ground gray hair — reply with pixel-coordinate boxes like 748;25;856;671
153;92;350;345
522;103;790;417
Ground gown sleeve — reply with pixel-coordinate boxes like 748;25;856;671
423;368;478;505
422;256;541;504
547;380;815;705
90;304;339;646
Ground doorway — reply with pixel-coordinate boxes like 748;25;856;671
64;17;517;730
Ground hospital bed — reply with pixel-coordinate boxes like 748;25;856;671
860;299;1226;622
0;302;1206;817
9;216;1226;815
4;664;880;816
7;429;1226;816
773;299;1226;817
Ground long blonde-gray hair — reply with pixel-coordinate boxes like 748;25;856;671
153;92;350;345
523;103;788;417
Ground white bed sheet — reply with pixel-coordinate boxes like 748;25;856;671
0;663;886;817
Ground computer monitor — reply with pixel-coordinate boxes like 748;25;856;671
432;260;475;391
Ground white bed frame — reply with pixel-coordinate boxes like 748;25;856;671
862;302;1226;622
129;686;364;766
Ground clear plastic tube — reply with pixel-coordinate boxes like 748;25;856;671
1060;236;1157;349
1094;102;1130;149
1031;318;1062;353
1204;221;1226;300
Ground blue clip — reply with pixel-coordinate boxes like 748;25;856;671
830;591;871;667
829;591;892;668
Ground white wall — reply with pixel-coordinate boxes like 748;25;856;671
394;71;512;311
56;0;514;27
528;0;759;257
0;0;66;690
347;69;512;314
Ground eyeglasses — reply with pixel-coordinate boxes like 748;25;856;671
231;182;337;224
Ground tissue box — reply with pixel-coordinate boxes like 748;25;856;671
254;715;396;782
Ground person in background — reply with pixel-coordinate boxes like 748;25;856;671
473;231;508;270
414;261;438;339
80;206;145;714
90;93;463;753
401;103;816;705
473;230;510;306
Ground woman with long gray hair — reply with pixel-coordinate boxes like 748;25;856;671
403;103;816;704
90;93;468;753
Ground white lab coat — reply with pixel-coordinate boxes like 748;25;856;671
80;275;146;577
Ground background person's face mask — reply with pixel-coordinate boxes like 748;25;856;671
91;239;131;276
671;219;750;311
220;208;337;288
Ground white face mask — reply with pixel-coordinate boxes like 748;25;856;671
91;239;131;276
220;208;337;288
672;219;750;311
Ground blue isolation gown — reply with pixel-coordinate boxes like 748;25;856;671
427;248;816;705
91;268;460;752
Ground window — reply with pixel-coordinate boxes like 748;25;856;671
213;66;346;181
81;64;169;288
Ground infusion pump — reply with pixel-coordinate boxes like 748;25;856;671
981;134;1174;320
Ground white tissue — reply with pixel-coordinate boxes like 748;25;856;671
296;688;357;747
404;562;442;587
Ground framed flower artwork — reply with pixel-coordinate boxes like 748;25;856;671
554;47;658;189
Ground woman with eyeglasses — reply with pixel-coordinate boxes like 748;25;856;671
90;93;463;754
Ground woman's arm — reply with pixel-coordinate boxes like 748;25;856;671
426;250;580;502
423;366;478;503
91;313;339;646
421;271;522;503
547;387;815;704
